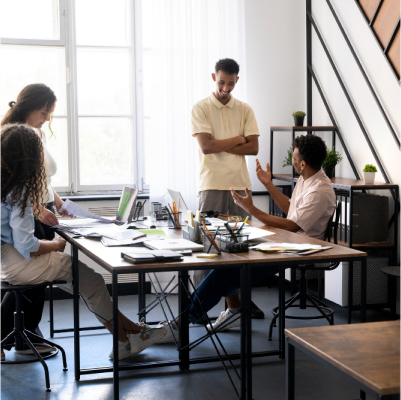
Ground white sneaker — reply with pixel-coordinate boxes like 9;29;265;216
206;309;241;332
109;340;131;360
128;320;167;355
155;321;179;344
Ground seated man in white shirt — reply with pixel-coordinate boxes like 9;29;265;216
161;134;336;340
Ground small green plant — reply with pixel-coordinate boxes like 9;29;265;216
322;147;343;169
282;147;293;167
292;111;306;117
363;164;377;172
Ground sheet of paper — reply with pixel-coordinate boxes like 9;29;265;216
59;199;113;223
53;218;108;230
250;243;327;251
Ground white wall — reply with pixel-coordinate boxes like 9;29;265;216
244;0;306;192
244;0;400;229
311;0;400;264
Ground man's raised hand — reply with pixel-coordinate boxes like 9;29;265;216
256;159;272;187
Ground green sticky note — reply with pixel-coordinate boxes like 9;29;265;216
138;229;167;236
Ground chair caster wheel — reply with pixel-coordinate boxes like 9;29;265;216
63;368;68;371
46;389;51;392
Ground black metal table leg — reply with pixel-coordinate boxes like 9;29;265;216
279;265;286;359
240;265;247;399
178;270;189;370
73;245;80;381
360;389;366;400
138;272;146;321
49;284;54;338
286;339;295;400
246;265;252;400
361;258;367;323
112;272;119;400
348;261;353;324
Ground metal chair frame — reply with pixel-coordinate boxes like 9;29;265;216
1;281;68;392
269;201;342;340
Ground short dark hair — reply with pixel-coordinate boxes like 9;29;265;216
215;58;240;75
293;134;327;170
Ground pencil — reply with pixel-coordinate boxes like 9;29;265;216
202;221;220;252
207;226;220;253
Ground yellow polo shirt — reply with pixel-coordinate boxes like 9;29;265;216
191;94;259;191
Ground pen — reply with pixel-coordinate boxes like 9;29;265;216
139;200;147;217
236;215;249;235
224;222;238;243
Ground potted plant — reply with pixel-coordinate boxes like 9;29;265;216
363;164;377;184
292;111;306;127
322;147;342;179
282;147;292;167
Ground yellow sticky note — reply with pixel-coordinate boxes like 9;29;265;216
196;253;219;259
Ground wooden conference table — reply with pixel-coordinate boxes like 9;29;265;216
58;219;367;400
285;321;400;400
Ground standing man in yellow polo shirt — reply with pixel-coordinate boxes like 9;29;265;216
191;58;263;322
191;58;260;220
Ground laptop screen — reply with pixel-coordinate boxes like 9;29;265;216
116;186;138;223
167;188;189;220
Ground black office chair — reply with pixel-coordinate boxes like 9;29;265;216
268;201;342;340
1;281;68;392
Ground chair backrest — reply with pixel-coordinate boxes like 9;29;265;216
325;201;342;245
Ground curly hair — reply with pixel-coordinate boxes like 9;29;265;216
1;124;48;218
293;134;327;170
215;58;240;75
1;84;57;136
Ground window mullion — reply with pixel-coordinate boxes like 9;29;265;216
65;0;80;194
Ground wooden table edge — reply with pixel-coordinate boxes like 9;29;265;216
285;327;400;396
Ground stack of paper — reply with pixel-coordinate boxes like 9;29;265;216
250;243;332;255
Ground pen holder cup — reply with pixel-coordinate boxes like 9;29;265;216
202;232;221;255
220;234;249;253
168;211;182;229
152;210;169;221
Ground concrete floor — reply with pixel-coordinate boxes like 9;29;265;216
1;285;393;400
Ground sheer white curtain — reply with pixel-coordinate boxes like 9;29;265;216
146;0;247;211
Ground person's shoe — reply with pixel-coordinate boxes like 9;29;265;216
15;343;56;355
206;309;241;332
251;301;265;319
109;340;132;360
155;321;179;344
1;348;5;361
128;320;167;355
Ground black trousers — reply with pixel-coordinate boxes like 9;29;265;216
1;203;55;348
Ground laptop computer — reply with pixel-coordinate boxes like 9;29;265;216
167;188;189;220
116;186;139;224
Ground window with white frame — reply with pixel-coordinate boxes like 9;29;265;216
0;0;144;193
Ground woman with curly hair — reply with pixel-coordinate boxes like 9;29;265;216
1;124;167;360
1;84;66;358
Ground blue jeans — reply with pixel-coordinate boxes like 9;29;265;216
188;264;281;324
